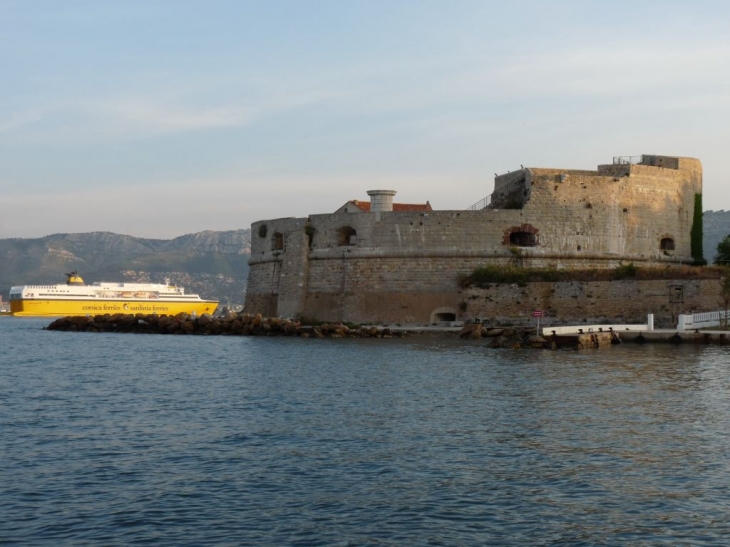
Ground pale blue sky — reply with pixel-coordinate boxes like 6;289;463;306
2;1;729;238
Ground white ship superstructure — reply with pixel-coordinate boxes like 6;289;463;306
8;272;218;317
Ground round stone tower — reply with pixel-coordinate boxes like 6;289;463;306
367;189;397;212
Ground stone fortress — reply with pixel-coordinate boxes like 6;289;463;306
244;154;710;325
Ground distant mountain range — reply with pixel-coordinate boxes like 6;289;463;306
0;230;251;305
704;210;730;263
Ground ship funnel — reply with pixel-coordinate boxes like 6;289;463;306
65;271;85;285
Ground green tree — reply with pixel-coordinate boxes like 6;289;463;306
720;273;730;329
690;193;706;265
715;235;730;266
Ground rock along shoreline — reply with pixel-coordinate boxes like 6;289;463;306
43;312;730;349
45;312;555;348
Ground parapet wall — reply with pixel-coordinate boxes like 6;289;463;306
245;154;706;324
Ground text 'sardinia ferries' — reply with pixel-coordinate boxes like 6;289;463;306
8;271;218;317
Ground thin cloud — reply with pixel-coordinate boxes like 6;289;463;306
91;97;253;133
490;45;730;98
0;76;345;145
0;109;46;133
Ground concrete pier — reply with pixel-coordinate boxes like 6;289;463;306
550;331;617;349
621;330;730;345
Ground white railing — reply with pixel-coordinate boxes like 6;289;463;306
612;155;642;165
466;194;492;211
677;311;728;331
542;324;648;336
541;314;653;336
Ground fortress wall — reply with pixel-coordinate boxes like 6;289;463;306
494;169;528;191
251;250;722;325
596;164;631;177
306;208;684;261
244;257;279;317
460;278;721;328
301;160;698;263
303;291;457;324
299;253;654;324
492;169;529;207
308;210;524;252
301;253;466;322
520;166;696;260
641;155;680;169
246;217;308;317
305;255;488;294
244;155;705;324
304;253;640;295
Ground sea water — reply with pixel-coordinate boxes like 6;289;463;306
2;317;730;546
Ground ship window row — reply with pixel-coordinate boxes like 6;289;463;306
27;293;200;299
23;287;74;291
38;293;94;297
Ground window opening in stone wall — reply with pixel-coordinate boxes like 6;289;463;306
305;224;315;249
435;312;456;322
669;285;684;304
660;237;675;251
337;226;357;246
510;231;537;247
271;232;284;251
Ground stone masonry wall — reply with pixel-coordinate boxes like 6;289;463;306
244;155;706;324
459;278;722;329
246;217;308;318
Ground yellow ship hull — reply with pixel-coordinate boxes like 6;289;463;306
9;299;218;317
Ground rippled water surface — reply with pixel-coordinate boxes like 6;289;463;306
2;317;730;545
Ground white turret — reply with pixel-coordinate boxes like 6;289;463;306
366;189;397;213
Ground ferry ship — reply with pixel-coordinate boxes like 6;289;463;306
8;271;218;317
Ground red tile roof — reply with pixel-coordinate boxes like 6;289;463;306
348;200;432;212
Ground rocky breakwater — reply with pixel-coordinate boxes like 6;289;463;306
459;323;550;349
45;313;562;348
45;312;406;338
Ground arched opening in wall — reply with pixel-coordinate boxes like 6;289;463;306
271;232;284;251
503;224;539;247
430;307;458;324
509;231;537;247
660;237;675;252
337;226;357;246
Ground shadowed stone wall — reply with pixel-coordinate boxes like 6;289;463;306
459;278;721;329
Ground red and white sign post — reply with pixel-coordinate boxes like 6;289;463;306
532;310;544;335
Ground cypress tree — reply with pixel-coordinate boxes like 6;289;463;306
690;193;706;265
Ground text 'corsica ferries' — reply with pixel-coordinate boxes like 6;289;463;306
8;271;218;317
